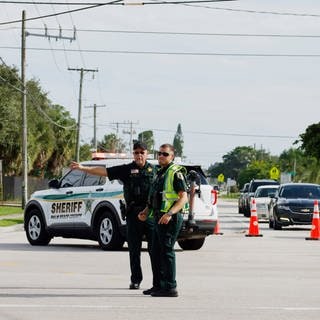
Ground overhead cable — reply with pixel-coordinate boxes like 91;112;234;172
2;46;320;58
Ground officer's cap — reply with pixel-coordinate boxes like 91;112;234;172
133;141;147;150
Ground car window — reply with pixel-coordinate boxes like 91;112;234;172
185;166;208;185
60;170;83;188
83;173;106;186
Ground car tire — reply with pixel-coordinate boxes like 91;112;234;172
244;209;251;218
96;211;124;251
268;219;274;229
178;238;205;250
273;213;282;230
25;208;51;246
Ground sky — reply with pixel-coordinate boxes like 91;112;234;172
1;0;320;169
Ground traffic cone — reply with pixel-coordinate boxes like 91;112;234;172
245;198;263;237
305;200;320;240
213;219;223;235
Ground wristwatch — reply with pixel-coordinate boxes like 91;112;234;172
167;211;174;216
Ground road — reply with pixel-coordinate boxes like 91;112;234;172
0;199;319;320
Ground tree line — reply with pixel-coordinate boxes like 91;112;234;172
207;124;320;188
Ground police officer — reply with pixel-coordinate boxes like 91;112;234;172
138;143;188;297
70;142;156;290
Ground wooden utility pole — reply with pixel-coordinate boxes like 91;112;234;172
21;10;27;208
85;104;106;151
68;68;98;161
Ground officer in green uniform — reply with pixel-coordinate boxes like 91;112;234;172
138;143;188;297
70;142;156;290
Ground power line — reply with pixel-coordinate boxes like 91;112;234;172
0;56;77;129
91;123;296;139
0;1;236;26
184;4;320;18
0;0;123;25
10;27;320;39
3;46;320;58
0;0;235;4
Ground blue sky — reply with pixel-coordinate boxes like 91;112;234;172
1;1;319;168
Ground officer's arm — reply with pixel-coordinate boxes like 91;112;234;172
158;190;188;225
168;191;188;215
69;161;108;177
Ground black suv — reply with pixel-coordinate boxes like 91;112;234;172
243;179;279;217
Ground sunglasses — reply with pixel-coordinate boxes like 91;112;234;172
158;151;170;157
133;151;146;155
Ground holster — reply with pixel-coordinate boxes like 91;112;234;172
119;200;127;221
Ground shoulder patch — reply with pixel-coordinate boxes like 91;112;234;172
176;172;184;180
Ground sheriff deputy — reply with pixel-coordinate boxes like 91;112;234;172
70;141;156;291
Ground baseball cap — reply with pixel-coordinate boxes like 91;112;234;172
133;141;147;150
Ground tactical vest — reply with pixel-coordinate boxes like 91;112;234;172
123;162;155;206
160;164;189;214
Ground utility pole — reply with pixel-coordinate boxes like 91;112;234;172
122;121;138;154
85;104;106;151
20;13;76;208
68;68;98;161
21;10;27;208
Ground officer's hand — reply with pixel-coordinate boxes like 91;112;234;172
69;161;81;170
158;213;172;225
138;211;147;221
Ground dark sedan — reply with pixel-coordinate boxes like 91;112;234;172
269;183;320;230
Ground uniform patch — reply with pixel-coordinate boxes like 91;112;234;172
147;167;153;173
176;172;184;180
131;169;139;174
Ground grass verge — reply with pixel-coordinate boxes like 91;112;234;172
0;206;23;216
0;218;23;227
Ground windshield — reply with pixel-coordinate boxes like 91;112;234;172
280;185;320;199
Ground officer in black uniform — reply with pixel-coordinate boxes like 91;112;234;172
70;142;156;290
138;143;188;297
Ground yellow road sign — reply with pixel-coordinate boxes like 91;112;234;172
269;167;280;180
217;173;225;183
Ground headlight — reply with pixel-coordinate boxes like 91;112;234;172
277;205;290;210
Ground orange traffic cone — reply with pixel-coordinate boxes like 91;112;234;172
213;219;223;235
306;200;320;240
246;198;263;237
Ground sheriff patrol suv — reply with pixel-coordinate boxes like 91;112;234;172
24;157;218;251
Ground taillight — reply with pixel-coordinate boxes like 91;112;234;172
211;189;218;205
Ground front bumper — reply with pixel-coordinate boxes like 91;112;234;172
275;209;313;226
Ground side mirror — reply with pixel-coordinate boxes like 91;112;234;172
48;179;60;189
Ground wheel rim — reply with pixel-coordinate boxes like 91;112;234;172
28;215;41;240
100;217;113;245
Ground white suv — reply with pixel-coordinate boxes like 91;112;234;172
24;159;218;251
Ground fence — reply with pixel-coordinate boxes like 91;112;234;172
2;176;49;201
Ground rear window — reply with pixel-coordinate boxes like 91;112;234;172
255;187;278;198
250;180;279;193
185;166;208;185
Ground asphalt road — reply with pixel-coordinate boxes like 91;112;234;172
0;199;319;320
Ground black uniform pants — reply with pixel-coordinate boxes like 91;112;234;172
126;206;155;285
152;212;183;290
